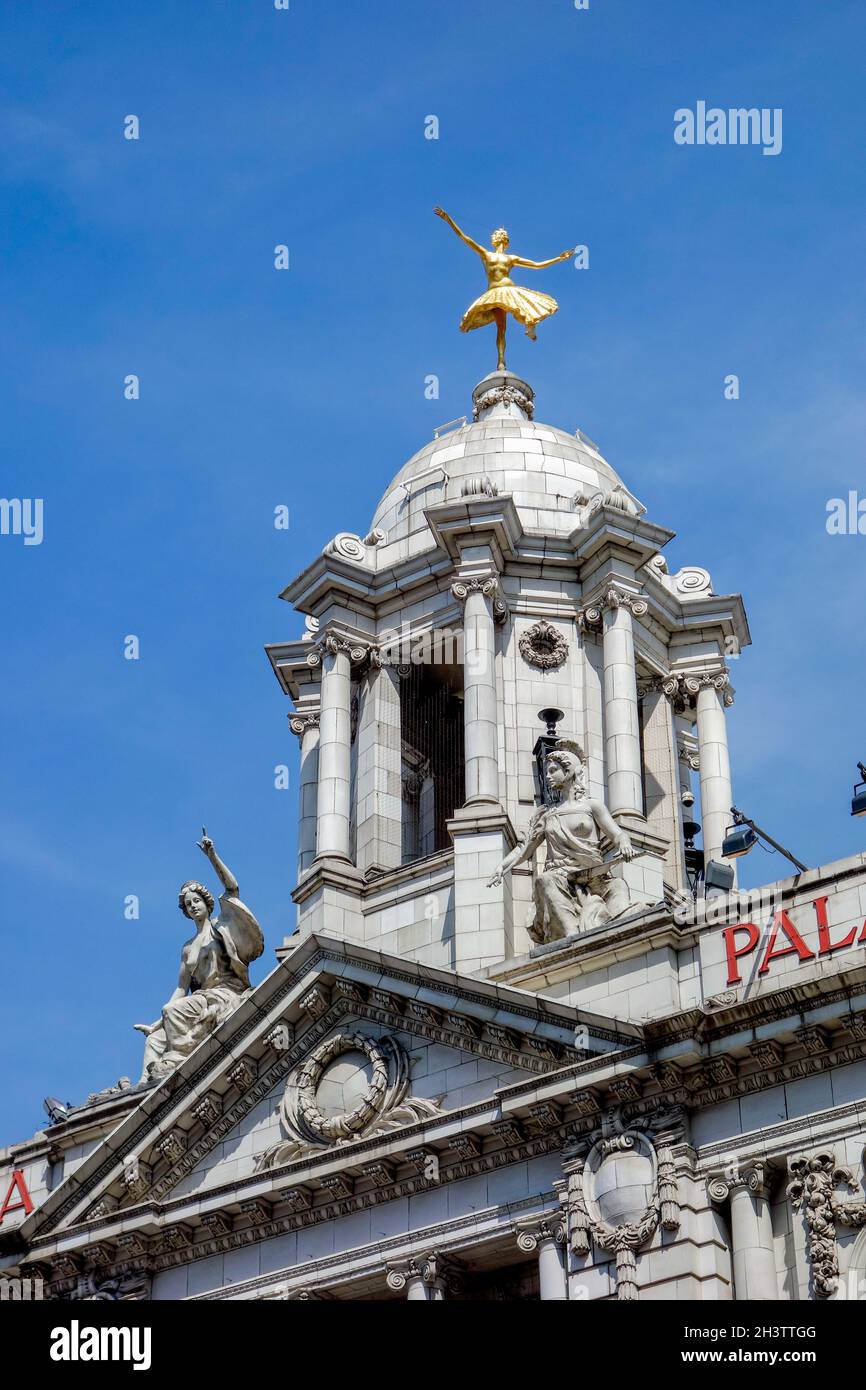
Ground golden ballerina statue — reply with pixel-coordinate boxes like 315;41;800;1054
434;207;574;372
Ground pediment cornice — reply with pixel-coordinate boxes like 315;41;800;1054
12;935;637;1248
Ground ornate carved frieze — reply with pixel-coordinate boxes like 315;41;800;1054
787;1151;866;1297
202;1212;232;1238
84;1196;118;1222
518;620;569;671
240;1200;271;1227
472;381;534;420
192;1091;223;1126
65;1270;151;1302
122;1156;151;1201
749;1039;784;1068
227;1058;257;1092
299;983;331;1019
156;1131;186;1165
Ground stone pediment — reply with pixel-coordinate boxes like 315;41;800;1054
12;934;640;1270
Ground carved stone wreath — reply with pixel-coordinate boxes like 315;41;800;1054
257;1029;444;1169
518;620;568;671
296;1032;390;1143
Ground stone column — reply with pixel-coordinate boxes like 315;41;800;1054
314;635;359;862
600;588;647;818
709;1162;778;1300
290;713;320;877
355;661;402;875
638;686;686;892
452;577;500;807
694;670;735;873
516;1217;567;1300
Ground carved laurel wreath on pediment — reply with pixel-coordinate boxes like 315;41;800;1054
257;1029;444;1170
518;620;568;671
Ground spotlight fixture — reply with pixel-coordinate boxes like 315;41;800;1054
851;762;866;818
721;820;757;859
721;807;807;873
43;1097;71;1125
533;708;564;806
703;859;736;895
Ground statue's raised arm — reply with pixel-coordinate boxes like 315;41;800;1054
433;206;485;256
134;829;264;1082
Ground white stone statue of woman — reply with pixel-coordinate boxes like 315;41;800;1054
134;830;264;1081
488;742;637;942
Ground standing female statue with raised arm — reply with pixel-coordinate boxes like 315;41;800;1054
134;829;264;1081
434;207;574;372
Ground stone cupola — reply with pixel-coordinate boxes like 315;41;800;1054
266;372;750;976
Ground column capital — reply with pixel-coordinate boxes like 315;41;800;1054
385;1251;462;1296
665;667;735;709
514;1213;566;1252
578;586;648;631
289;712;320;737
306;631;372;667
603;585;648;617
708;1158;770;1202
450;574;507;620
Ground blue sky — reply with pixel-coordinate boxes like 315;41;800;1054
2;0;865;1141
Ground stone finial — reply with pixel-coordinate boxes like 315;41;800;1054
471;371;535;422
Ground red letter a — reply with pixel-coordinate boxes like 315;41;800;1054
0;1169;34;1225
758;910;815;976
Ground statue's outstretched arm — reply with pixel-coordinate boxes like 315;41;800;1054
433;207;485;257
512;249;575;270
197;828;239;895
487;818;545;886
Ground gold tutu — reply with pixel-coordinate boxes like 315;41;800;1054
460;284;559;335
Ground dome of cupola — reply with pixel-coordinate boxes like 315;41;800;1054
369;372;631;554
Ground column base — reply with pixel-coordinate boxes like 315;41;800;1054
446;808;518;974
289;856;365;948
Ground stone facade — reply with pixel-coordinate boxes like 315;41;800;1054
2;373;865;1303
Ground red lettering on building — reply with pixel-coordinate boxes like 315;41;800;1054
758;910;815;975
814;896;858;955
0;1169;34;1225
723;922;761;986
